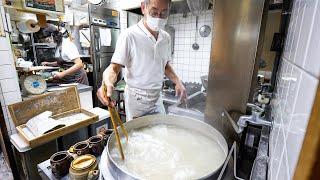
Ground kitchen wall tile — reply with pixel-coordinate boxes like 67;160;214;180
270;120;280;156
290;0;306;67
271;126;285;180
3;91;22;105
0;78;20;93
269;154;280;180
304;1;320;78
279;61;288;109
0;50;13;66
0;64;17;80
170;10;213;83
270;0;320;178
282;21;291;59
286;114;307;178
268;160;273;180
294;0;318;68
281;61;292;111
293;70;318;115
281;112;291;138
284;0;298;61
276;148;290;180
275;125;285;157
0;37;10;51
285;62;301;115
288;0;301;62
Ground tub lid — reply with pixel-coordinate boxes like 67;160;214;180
71;154;96;170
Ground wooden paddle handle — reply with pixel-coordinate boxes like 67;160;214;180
108;106;125;160
103;82;129;160
115;108;129;140
102;83;108;99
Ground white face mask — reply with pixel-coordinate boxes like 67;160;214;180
146;15;168;31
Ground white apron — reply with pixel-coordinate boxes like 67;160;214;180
124;86;165;121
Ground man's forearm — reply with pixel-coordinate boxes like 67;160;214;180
165;64;181;85
103;63;121;86
61;58;83;77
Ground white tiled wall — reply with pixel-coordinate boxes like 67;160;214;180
168;11;213;83
0;5;22;135
269;0;320;179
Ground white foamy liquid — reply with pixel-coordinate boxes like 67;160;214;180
110;124;226;180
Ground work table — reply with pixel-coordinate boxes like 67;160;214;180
47;83;93;93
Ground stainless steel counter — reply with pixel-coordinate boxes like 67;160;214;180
167;91;206;120
162;93;180;105
47;83;93;93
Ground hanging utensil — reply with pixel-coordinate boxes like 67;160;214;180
199;25;211;37
192;16;200;50
187;0;210;50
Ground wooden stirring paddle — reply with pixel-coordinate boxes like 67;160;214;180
103;84;128;160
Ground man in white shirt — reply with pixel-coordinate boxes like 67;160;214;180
97;0;186;120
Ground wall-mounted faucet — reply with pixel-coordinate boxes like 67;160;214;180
238;103;272;130
223;103;272;134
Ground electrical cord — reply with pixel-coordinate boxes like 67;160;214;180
218;141;245;180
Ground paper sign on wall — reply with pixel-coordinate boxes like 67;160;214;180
99;28;112;47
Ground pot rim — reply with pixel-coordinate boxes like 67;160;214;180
50;151;70;163
74;141;89;150
106;114;228;179
88;135;103;144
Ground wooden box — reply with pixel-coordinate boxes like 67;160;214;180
8;87;98;148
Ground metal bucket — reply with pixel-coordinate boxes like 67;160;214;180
105;114;228;180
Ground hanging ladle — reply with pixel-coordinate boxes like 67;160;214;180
192;16;200;50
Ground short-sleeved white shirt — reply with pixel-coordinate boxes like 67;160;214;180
55;38;80;62
111;20;172;90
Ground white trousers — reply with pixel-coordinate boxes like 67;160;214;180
124;86;165;121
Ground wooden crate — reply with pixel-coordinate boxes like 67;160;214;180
8;87;98;148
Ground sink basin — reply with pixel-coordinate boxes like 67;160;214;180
162;82;203;105
178;91;206;113
168;91;206;120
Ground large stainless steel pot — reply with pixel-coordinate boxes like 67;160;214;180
105;114;228;180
